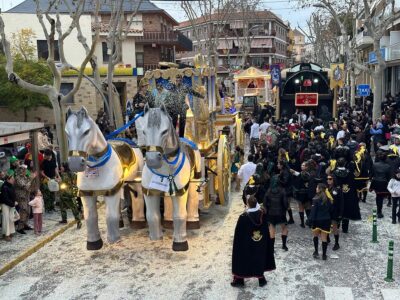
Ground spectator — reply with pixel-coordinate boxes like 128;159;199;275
41;149;60;212
0;173;17;241
237;155;257;191
29;189;44;235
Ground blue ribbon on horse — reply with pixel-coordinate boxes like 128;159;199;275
87;144;113;168
105;112;144;140
163;148;181;165
148;152;186;195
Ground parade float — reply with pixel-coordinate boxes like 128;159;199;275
142;55;242;208
66;56;243;251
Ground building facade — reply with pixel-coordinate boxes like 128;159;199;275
293;29;305;63
354;0;400;99
176;10;289;74
0;0;190;125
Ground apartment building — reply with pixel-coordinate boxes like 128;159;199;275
355;0;400;97
176;10;290;74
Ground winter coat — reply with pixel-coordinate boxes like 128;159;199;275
309;195;333;222
0;181;16;207
371;161;392;183
264;187;288;217
29;195;44;214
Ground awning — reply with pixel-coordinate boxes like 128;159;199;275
217;40;233;50
251;39;272;48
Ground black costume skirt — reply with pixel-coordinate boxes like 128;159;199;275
342;189;362;220
295;192;310;204
268;215;287;226
370;180;389;194
312;220;332;233
354;179;369;192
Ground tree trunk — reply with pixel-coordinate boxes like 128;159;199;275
107;63;115;127
372;71;383;121
51;96;68;163
350;70;356;107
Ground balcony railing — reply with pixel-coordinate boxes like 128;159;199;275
356;31;373;48
136;31;192;51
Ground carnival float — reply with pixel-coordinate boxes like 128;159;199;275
66;55;244;251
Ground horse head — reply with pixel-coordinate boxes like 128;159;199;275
65;106;107;172
141;103;179;169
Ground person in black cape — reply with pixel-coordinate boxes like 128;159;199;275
231;195;276;288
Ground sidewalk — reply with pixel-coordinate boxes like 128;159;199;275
0;209;78;270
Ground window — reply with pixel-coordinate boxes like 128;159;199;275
60;82;74;104
136;52;144;67
102;42;110;63
37;40;60;61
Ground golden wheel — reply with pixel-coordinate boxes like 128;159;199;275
217;134;231;205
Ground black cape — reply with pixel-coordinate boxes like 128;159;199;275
232;210;276;278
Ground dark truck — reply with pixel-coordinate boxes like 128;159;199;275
240;94;260;118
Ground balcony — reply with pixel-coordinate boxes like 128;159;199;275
136;31;192;51
386;42;400;61
356;31;373;49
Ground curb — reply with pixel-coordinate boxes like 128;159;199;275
0;220;77;276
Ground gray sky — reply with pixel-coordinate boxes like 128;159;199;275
0;0;313;29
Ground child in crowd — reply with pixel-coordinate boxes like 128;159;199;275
387;169;400;224
29;189;44;235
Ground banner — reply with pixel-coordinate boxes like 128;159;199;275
295;93;318;106
330;63;345;89
270;64;281;88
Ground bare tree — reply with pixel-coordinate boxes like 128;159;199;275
103;0;142;127
0;0;101;162
299;12;342;67
226;0;263;69
181;0;235;69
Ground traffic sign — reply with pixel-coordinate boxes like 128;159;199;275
358;84;370;96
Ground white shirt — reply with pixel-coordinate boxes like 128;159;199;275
259;122;270;136
250;123;260;139
336;130;346;140
238;162;257;190
314;125;324;131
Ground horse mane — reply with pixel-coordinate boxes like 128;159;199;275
68;109;90;129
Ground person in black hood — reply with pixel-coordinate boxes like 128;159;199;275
309;183;333;260
327;175;343;251
264;175;289;251
370;151;392;218
292;161;312;228
277;160;295;224
231;195;276;287
353;143;373;203
332;158;361;233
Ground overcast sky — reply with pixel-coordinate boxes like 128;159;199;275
0;0;313;29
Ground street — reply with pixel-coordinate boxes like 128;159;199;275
0;191;399;300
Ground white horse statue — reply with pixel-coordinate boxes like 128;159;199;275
66;107;144;250
141;104;201;251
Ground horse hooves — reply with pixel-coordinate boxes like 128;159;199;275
130;221;147;229
87;239;103;251
187;221;200;230
162;220;174;229
172;241;189;252
119;220;124;228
